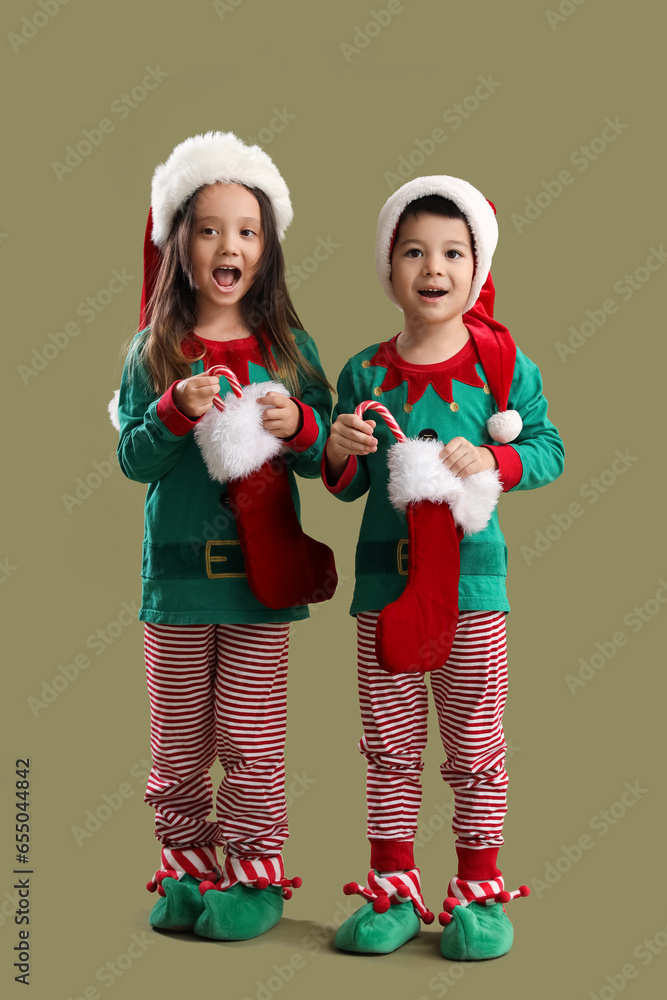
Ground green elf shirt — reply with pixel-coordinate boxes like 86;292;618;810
323;333;564;614
117;328;332;625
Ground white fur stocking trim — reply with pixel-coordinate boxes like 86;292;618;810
194;381;289;483
387;438;502;535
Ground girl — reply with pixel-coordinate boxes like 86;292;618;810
322;176;564;960
113;131;333;941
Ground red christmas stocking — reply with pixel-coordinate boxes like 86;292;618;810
227;457;337;609
194;377;337;610
376;499;463;674
375;436;502;674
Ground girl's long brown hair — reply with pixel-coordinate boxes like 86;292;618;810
128;183;331;397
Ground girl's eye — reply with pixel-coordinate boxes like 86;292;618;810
241;228;257;237
202;226;218;236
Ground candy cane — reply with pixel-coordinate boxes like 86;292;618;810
205;365;244;411
355;400;406;442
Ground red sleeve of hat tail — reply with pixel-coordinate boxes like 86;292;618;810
281;399;318;452
321;448;359;494
482;444;523;492
157;382;202;436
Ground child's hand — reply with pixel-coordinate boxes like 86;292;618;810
325;414;377;481
440;437;498;478
172;373;221;419
258;393;301;439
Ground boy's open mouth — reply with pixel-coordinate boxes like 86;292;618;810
418;288;447;298
213;266;241;290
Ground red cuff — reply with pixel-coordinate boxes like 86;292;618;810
156;382;201;436
321;446;358;494
456;846;501;881
370;839;415;872
281;398;318;453
482;444;523;492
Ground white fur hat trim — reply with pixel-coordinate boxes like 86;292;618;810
151;131;293;247
487;409;523;444
194;381;290;483
376;175;499;314
108;390;120;431
387;438;501;535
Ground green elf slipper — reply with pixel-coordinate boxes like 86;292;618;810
193;882;284;941
335;900;421;955
439;901;513;961
438;881;530;961
149;874;205;932
335;869;434;955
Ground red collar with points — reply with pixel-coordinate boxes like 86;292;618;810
368;334;485;406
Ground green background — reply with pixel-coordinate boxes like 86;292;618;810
2;0;665;997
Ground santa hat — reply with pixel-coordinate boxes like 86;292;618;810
140;131;293;329
375;176;522;444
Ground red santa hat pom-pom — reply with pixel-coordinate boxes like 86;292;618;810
373;894;391;914
486;409;523;444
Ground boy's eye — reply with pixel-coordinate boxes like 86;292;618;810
445;250;462;259
405;248;423;258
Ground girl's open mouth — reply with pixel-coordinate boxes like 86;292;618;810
213;266;241;290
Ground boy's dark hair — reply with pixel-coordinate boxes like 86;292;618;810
394;195;475;256
129;183;330;397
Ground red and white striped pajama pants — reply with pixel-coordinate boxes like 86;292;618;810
143;621;290;859
357;609;509;870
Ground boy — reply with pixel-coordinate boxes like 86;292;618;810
322;176;564;960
